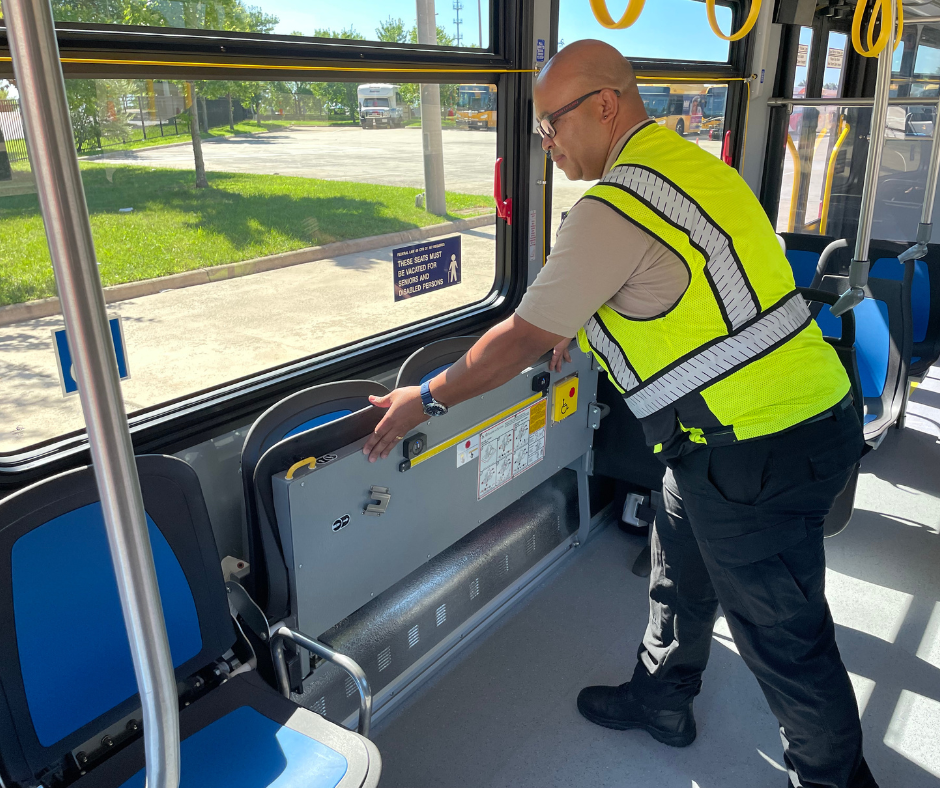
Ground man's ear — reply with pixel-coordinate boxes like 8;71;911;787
599;88;619;121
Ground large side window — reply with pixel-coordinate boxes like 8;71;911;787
0;1;493;49
0;67;502;453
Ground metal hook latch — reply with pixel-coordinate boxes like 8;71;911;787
363;486;391;516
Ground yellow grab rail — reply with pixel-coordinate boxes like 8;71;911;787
786;134;801;233
821;118;851;234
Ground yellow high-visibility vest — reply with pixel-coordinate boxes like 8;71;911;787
576;121;850;454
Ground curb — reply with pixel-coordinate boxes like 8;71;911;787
0;214;496;327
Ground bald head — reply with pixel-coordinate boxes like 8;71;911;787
536;39;639;101
534;39;648;182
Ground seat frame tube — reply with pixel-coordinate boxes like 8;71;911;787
3;1;180;787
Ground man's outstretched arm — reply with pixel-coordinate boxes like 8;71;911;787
362;315;566;462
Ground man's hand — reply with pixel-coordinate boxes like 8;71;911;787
549;338;573;373
362;387;426;463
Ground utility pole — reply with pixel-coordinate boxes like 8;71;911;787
453;0;463;47
416;0;447;216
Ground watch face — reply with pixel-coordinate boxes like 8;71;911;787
424;402;448;417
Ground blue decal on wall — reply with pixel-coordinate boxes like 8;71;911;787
393;235;461;302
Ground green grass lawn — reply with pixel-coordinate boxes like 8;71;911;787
0;164;495;307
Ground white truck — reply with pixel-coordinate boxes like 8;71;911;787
357;84;404;129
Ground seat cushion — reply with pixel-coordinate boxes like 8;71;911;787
75;673;379;788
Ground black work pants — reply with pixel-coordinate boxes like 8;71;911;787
629;406;879;788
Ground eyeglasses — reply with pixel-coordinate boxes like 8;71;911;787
536;89;621;139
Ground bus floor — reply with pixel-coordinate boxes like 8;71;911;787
371;370;940;788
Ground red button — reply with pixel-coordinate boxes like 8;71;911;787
569;387;576;397
465;440;471;448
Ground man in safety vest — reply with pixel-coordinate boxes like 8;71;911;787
363;39;876;788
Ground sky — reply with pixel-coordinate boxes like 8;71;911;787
266;0;732;61
269;0;491;47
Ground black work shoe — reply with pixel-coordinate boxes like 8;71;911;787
577;682;696;747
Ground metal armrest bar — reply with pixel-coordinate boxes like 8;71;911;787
271;626;373;738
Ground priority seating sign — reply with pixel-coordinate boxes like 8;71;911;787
393;236;461;301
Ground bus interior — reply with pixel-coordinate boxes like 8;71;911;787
1;0;940;786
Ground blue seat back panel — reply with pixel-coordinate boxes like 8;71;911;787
12;503;202;746
283;410;352;440
814;304;842;341
870;257;930;344
120;706;348;788
816;298;890;399
419;363;454;386
855;298;891;399
786;250;820;288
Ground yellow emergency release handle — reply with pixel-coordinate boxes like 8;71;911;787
285;457;317;480
588;0;646;29
706;0;762;42
852;0;903;57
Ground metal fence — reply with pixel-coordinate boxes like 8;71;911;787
0;99;29;163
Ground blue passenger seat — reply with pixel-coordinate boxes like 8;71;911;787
0;455;380;788
817;263;913;444
865;241;940;378
395;335;479;388
240;381;388;619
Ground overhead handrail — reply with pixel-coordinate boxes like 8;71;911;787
3;0;181;786
821;117;851;235
589;0;646;29
588;0;761;42
833;0;897;317
898;93;940;262
707;0;761;41
852;0;903;57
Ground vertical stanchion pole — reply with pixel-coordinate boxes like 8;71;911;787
3;1;181;788
833;0;896;315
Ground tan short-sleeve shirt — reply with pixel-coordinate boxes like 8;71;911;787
515;123;690;338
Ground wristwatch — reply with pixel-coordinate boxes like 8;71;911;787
420;380;449;417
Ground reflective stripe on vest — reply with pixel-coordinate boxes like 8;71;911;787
601;164;759;331
575;122;850;448
623;292;810;419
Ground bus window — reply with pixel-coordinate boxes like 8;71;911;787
557;0;731;62
456;85;497;130
0;78;499;454
794;27;814;99
775;101;936;239
17;0;493;50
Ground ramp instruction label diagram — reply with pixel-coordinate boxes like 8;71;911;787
393;235;461;301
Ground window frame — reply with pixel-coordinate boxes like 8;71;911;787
0;0;536;484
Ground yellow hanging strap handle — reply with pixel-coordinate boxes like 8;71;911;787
852;0;903;57
589;0;647;29
707;0;762;42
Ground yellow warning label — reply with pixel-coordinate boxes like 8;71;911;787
553;375;579;423
529;399;547;433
